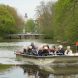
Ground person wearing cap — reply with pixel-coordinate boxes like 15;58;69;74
56;45;65;55
65;46;73;55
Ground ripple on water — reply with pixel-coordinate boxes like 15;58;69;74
0;49;24;65
0;58;25;65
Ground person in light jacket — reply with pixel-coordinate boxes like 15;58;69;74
65;46;73;55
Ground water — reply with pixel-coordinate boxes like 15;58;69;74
0;40;46;65
0;39;78;78
0;65;78;78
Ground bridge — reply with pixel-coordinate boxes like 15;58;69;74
7;33;44;39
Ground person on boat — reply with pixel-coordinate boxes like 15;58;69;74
38;45;43;56
32;49;38;55
65;46;73;55
56;45;65;55
38;44;49;56
27;46;33;55
23;48;27;54
30;42;38;55
49;46;56;55
22;46;27;54
26;45;38;55
42;44;49;56
30;42;37;50
43;44;49;49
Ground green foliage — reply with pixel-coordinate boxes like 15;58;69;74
6;5;24;32
0;4;24;38
36;0;78;43
25;19;36;33
53;0;78;43
0;5;16;37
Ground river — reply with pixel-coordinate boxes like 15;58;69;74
0;39;78;78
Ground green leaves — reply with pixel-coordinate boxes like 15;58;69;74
36;0;78;43
54;0;78;42
0;4;24;38
25;19;36;33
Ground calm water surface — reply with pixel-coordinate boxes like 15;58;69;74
0;39;78;78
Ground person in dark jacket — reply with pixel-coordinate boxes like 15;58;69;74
30;42;36;49
56;45;65;55
38;44;49;56
42;46;49;56
31;42;38;55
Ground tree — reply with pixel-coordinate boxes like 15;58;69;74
0;4;24;38
36;0;78;43
25;19;36;33
53;0;78;43
0;5;16;36
36;1;54;39
6;5;24;32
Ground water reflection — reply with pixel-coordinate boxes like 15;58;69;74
0;64;78;78
21;65;50;78
0;65;12;72
20;65;78;78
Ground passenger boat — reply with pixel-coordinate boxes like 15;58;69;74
15;51;78;65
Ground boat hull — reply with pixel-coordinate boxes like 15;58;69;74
16;53;78;65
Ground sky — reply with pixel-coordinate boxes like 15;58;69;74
0;0;57;19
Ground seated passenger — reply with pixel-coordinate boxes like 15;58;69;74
43;44;49;49
65;46;73;55
32;49;38;55
30;42;36;50
22;46;27;54
49;46;56;55
38;44;49;56
42;46;49;56
23;48;27;54
38;46;43;56
56;45;64;55
27;46;33;55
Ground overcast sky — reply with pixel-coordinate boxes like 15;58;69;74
0;0;57;19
